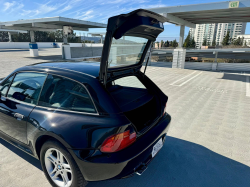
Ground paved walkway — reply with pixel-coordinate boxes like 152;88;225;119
0;50;250;187
0;48;62;77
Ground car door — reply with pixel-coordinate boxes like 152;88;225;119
0;72;47;144
99;9;167;86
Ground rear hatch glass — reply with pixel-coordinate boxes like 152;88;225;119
99;9;166;85
108;36;148;68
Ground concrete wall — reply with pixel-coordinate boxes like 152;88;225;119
57;43;81;48
185;62;213;71
184;62;250;72
217;63;250;72
70;47;103;58
0;42;103;49
70;44;141;59
0;42;55;49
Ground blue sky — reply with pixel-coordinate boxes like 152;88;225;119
0;0;249;41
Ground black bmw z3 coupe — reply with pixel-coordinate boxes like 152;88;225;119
0;9;171;187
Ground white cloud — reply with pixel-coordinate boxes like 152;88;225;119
37;3;57;14
3;0;167;24
81;15;94;20
75;10;95;20
20;1;63;17
56;5;72;14
3;1;24;12
19;0;85;17
20;9;39;16
3;2;14;11
98;0;148;5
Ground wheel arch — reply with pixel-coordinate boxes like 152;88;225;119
34;134;71;159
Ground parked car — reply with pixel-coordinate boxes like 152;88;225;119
0;9;171;187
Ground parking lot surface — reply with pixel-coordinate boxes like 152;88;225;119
0;49;250;187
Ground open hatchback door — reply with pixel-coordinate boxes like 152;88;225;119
99;9;167;86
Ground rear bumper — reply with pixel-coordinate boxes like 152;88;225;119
70;114;171;182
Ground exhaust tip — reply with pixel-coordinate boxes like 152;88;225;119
135;164;147;176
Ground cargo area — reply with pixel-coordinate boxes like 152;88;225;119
107;81;161;133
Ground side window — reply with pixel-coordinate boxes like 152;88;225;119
0;75;14;96
7;72;47;104
38;74;97;113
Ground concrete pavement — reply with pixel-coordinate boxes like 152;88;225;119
0;49;250;187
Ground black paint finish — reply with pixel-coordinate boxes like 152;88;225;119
0;9;171;183
0;97;35;144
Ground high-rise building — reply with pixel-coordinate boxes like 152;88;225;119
190;23;246;48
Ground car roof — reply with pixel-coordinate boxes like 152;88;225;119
31;61;100;78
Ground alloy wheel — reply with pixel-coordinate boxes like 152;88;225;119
44;148;73;187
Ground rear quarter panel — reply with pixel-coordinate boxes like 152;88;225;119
28;107;131;151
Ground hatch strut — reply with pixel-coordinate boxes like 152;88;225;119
143;45;152;77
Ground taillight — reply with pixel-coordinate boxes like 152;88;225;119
100;130;136;153
163;103;167;116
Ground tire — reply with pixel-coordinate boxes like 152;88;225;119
40;140;88;187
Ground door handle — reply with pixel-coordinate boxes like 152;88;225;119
0;96;6;102
14;113;24;120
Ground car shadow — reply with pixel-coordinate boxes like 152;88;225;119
220;73;248;83
1;136;250;187
0;138;42;171
142;62;172;69
24;55;62;61
88;136;250;187
0;49;29;52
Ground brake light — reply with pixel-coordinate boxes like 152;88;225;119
100;130;136;153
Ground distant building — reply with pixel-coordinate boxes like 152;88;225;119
236;34;250;47
190;23;246;48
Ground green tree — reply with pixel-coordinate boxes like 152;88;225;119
183;31;191;48
202;38;207;46
232;37;245;46
12;32;30;42
212;39;216;46
222;31;230;46
0;31;9;42
165;40;170;47
172;39;178;47
169;41;173;47
190;38;196;48
232;37;240;45
9;30;82;43
156;42;159;49
68;32;81;43
244;40;247;47
160;40;164;48
53;30;63;42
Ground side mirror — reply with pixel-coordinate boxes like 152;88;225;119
12;92;26;101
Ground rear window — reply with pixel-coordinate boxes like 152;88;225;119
108;36;148;68
38;74;97;114
113;76;146;89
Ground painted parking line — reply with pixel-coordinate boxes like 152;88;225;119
178;72;202;86
246;76;250;97
170;71;202;87
170;71;197;86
